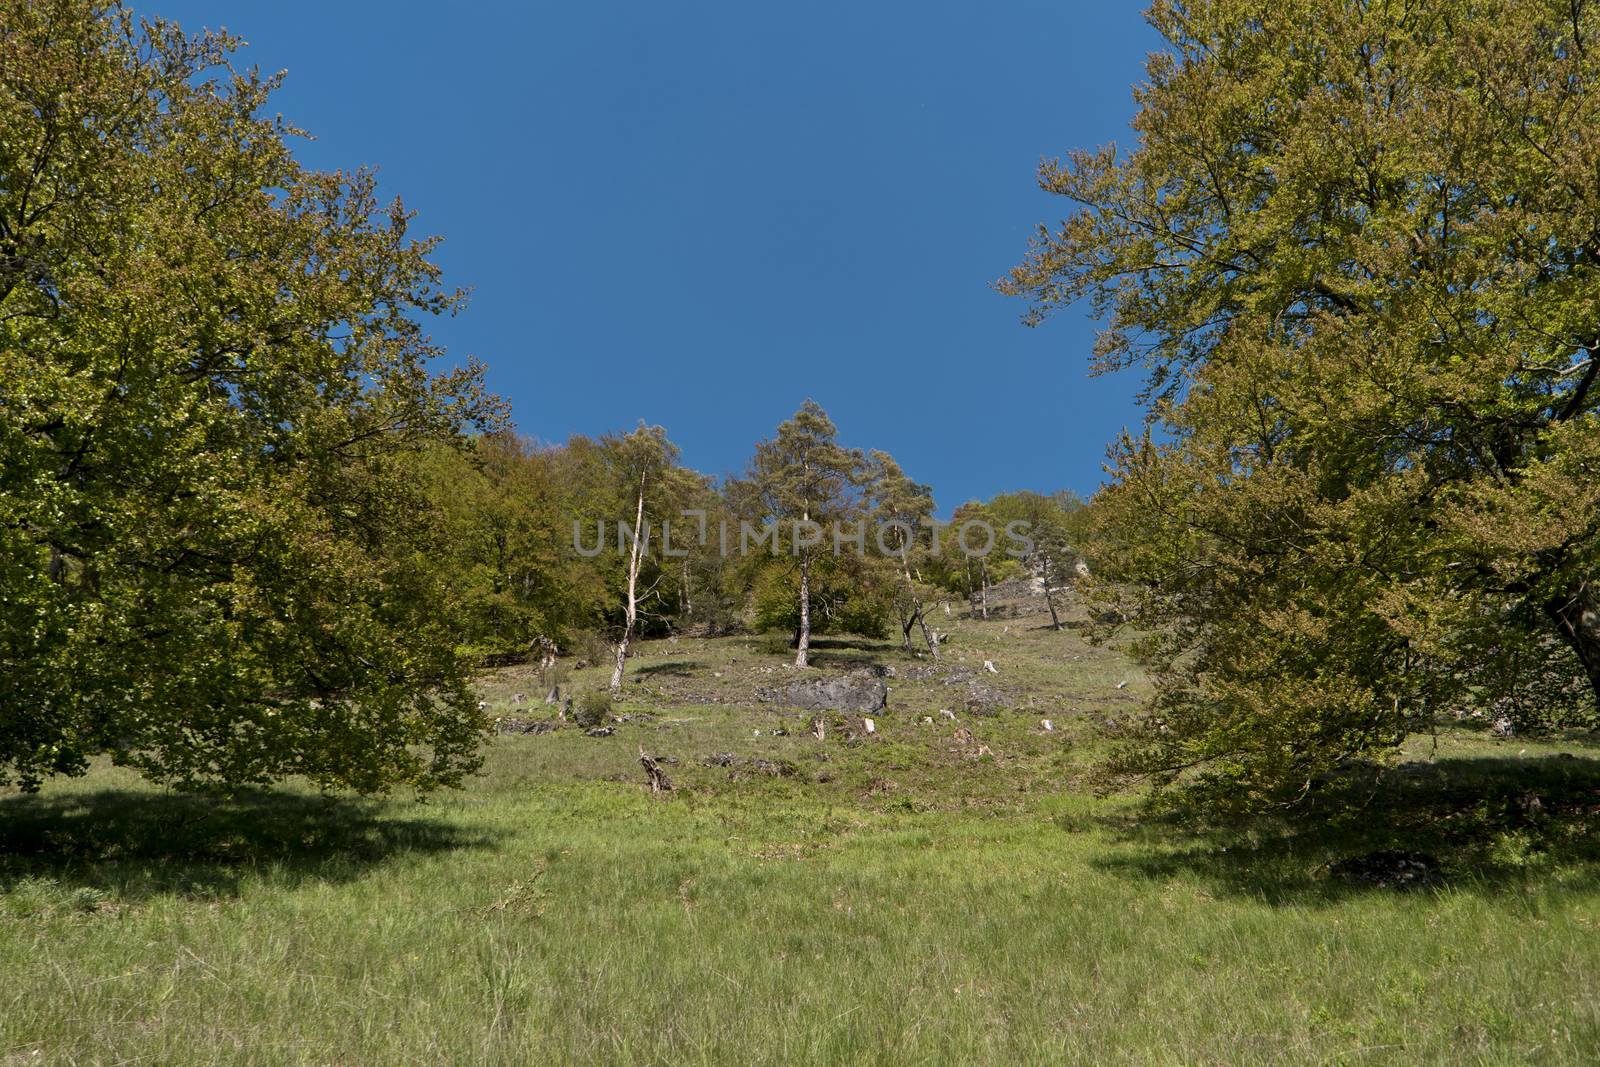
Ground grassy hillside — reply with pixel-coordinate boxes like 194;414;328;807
4;592;1600;1065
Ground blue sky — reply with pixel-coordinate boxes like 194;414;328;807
147;1;1160;510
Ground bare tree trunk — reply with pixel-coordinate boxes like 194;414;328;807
980;559;989;620
1041;551;1061;631
916;608;940;661
899;548;938;659
1548;582;1600;705
610;474;648;691
795;547;812;668
638;746;672;793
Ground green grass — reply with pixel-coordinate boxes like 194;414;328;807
5;596;1600;1064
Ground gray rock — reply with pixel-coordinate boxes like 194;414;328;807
961;680;1009;714
497;717;557;735
756;669;888;713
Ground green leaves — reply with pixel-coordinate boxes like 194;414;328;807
1009;0;1600;807
0;1;503;793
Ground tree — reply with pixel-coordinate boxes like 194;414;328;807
423;434;611;662
0;2;505;792
1003;0;1600;806
748;551;892;641
929;499;1023;619
600;423;688;691
748;401;863;667
988;492;1081;630
864;450;942;657
675;477;742;635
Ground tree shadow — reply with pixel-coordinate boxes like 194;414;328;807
633;660;704;679
0;788;498;903
806;637;912;671
1088;754;1600;904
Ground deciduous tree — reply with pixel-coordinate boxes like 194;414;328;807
1004;0;1600;806
0;2;504;792
864;450;941;657
601;423;691;691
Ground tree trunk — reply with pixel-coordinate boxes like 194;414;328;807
795;547;812;668
1041;551;1061;630
979;559;989;619
917;609;940;661
898;548;937;659
610;474;648;691
1548;582;1600;704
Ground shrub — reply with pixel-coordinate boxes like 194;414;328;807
568;630;613;668
572;689;613;730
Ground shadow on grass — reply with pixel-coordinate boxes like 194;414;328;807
805;637;907;671
0;788;497;902
632;660;705;679
1088;754;1600;903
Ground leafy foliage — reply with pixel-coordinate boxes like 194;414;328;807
571;689;614;730
743;401;870;664
1004;0;1600;807
0;2;505;792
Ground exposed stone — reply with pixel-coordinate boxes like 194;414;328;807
702;753;796;778
961;681;1009;714
497;717;557;736
757;669;888;713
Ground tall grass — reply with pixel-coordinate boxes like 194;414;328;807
4;620;1600;1064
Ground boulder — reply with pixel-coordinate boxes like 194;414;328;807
757;669;888;713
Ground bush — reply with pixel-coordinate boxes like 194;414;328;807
568;630;613;669
572;689;613;730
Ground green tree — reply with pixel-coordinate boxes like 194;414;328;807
423;434;609;662
675;477;742;635
599;423;692;691
988;492;1082;630
864;450;942;656
748;552;893;641
1004;0;1600;806
931;500;1007;619
0;2;505;792
747;401;864;667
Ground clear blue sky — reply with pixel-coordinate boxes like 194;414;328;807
146;1;1160;509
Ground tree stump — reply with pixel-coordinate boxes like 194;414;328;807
639;746;673;794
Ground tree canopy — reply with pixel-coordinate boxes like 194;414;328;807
746;401;866;666
1004;0;1600;807
0;1;504;792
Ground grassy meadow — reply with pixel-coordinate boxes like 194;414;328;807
5;593;1600;1065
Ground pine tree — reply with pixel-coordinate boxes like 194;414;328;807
748;402;863;667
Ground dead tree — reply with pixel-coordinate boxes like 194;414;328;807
638;746;673;794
